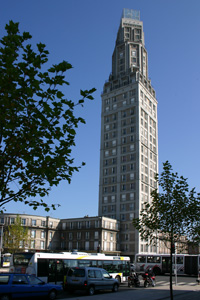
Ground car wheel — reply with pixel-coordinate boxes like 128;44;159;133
48;289;57;300
0;295;10;300
88;286;95;296
112;283;118;292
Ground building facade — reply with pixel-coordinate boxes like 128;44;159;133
0;214;120;255
60;216;120;255
0;214;61;252
98;9;158;260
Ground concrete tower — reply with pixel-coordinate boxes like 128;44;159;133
98;9;158;260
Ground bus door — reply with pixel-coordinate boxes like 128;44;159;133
48;259;64;284
162;256;171;274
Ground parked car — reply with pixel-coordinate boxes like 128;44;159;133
0;273;63;300
65;267;119;295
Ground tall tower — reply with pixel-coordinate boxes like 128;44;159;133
98;9;158;260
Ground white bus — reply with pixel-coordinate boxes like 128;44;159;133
26;252;130;284
135;253;200;276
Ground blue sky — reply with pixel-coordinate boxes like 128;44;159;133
1;0;200;219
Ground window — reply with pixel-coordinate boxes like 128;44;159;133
41;220;46;227
86;232;90;239
86;221;90;228
32;219;36;226
94;232;99;239
78;222;82;229
0;218;4;224
10;218;15;224
49;232;53;240
70;222;73;229
111;195;115;202
121;204;125;211
31;240;35;249
31;230;36;238
105;150;109;157
85;241;89;250
40;241;45;250
112;140;116;146
41;231;45;239
121;214;125;221
21;218;26;225
77;232;81;239
112;149;116;155
122;194;126;201
104;196;108;203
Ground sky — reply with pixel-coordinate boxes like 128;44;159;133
1;0;200;219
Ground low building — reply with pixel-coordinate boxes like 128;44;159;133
0;214;120;255
60;216;120;255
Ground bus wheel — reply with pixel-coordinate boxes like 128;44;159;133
48;289;57;300
115;275;121;283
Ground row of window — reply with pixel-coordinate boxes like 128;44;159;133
104;144;135;157
61;241;115;252
103;203;135;213
0;217;54;228
30;230;53;239
61;220;98;230
103;182;136;194
103;193;135;204
63;231;100;240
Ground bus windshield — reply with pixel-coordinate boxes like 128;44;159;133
13;253;34;266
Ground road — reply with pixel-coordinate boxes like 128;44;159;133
58;276;200;300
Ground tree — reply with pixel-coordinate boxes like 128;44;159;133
0;21;96;212
3;215;29;253
133;161;200;300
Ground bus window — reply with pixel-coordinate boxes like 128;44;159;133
97;260;103;268
90;260;98;267
154;256;161;263
112;261;120;272
78;260;91;267
103;260;113;273
147;256;154;263
136;255;146;263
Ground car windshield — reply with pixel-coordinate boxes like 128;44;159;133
27;275;43;285
102;270;111;279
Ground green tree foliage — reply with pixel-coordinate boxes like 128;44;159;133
133;161;200;300
3;215;29;253
0;21;96;212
